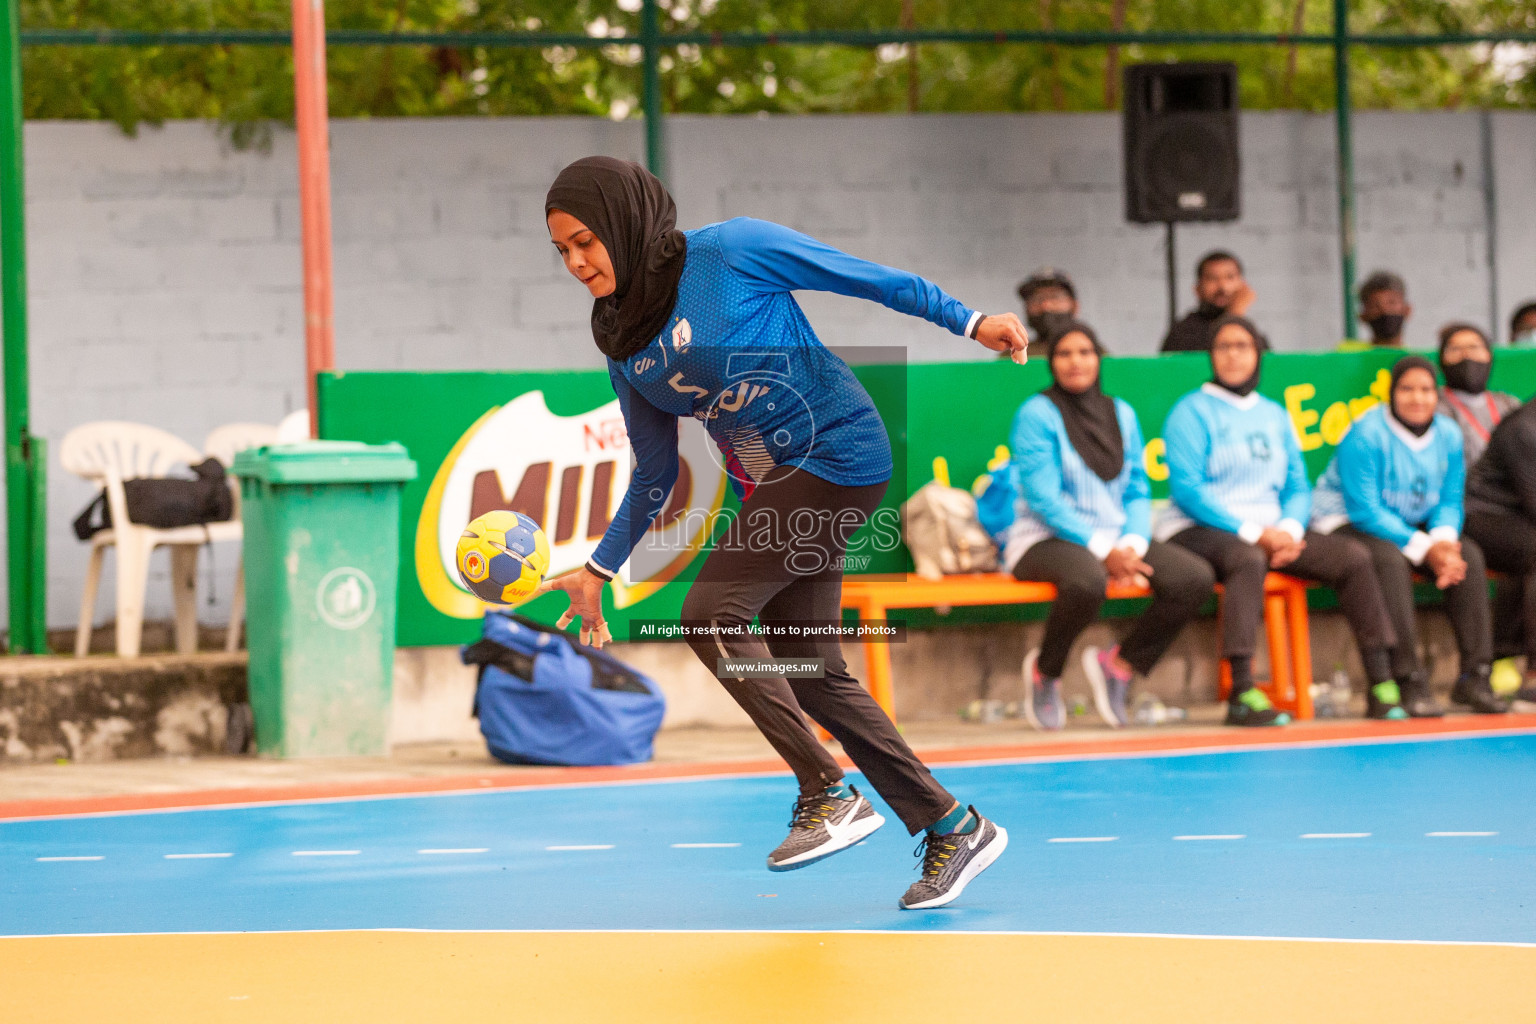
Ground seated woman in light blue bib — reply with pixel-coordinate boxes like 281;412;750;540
998;321;1215;731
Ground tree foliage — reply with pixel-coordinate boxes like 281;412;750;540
17;0;1536;143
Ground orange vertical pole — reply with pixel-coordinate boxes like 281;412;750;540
292;0;335;438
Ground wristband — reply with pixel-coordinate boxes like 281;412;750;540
584;560;615;582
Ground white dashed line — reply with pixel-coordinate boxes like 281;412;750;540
1301;833;1371;839
1173;835;1246;841
418;848;490;855
292;850;361;856
1427;831;1498;837
164;852;233;859
35;856;103;862
546;844;615;851
671;843;742;849
1047;836;1118;843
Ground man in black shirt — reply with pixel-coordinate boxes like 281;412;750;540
1016;266;1080;359
1160;250;1255;353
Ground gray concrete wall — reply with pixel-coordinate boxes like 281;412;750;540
4;110;1535;631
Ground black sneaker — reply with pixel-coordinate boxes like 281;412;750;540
1225;689;1291;727
766;785;885;872
1401;672;1445;718
1366;680;1410;720
898;808;1008;910
1451;666;1509;715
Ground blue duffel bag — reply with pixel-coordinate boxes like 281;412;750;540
461;611;666;766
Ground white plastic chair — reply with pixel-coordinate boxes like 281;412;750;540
61;422;242;658
275;408;310;443
202;422;279;652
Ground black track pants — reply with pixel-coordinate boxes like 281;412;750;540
1010;538;1215;679
678;466;955;835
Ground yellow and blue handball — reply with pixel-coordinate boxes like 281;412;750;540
456;510;550;605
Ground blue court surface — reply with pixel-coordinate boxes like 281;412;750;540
4;729;1534;944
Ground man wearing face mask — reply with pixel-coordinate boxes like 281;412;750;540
1016;267;1080;359
1160;251;1254;353
1438;323;1518;470
1510;301;1536;348
1351;271;1411;348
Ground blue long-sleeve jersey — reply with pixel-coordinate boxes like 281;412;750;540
999;394;1151;571
1156;384;1311;544
1310;405;1465;564
590;217;980;576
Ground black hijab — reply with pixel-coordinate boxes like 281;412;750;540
1207;313;1267;398
545;156;688;361
1389;355;1439;438
1042;321;1123;482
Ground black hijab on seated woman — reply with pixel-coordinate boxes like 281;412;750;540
1204;313;1268;399
1041;320;1122;482
1387;355;1439;438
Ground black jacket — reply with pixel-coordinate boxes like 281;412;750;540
1466;400;1536;519
1160;309;1220;353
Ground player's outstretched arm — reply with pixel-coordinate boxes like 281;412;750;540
537;567;614;648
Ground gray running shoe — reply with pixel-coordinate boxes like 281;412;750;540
898;808;1009;910
1082;644;1131;728
1022;650;1065;731
766;785;885;872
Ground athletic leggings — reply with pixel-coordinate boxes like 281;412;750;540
1464;508;1536;663
1169;526;1396;664
678;465;955;835
1338;526;1492;678
1010;538;1215;679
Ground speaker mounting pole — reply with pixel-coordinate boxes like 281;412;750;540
1164;222;1178;331
1333;0;1358;340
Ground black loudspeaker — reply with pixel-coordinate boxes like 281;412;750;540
1123;62;1240;223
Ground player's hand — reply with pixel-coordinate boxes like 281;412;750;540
975;313;1029;364
537;567;613;647
1103;547;1153;589
1424;541;1466;590
1229;281;1257;317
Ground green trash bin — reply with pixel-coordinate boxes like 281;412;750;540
232;441;418;757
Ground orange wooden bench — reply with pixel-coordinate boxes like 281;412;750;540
839;572;1314;724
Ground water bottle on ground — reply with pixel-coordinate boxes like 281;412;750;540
1132;694;1188;725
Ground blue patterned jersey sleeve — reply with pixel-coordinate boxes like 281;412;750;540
1011;401;1095;548
715;217;980;337
1164;396;1245;535
1279;417;1312;527
1336;428;1416;547
589;361;681;576
1428;422;1465;534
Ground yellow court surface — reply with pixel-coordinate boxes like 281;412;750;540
6;929;1534;1023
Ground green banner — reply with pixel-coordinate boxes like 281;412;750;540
319;349;1536;648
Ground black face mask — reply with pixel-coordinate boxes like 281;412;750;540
1028;310;1074;342
1442;358;1491;395
1197;301;1225;319
1364;313;1405;343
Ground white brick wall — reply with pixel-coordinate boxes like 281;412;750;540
2;111;1533;630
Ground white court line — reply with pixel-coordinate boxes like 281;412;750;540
546;844;614;851
291;850;360;856
1047;836;1118;843
1301;833;1371;839
671;843;741;849
418;848;490;855
164;853;233;859
35;856;103;862
1174;835;1246;841
1426;831;1498;837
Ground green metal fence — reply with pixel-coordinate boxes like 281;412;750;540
3;0;1535;650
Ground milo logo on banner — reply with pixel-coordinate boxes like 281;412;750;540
414;390;728;618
